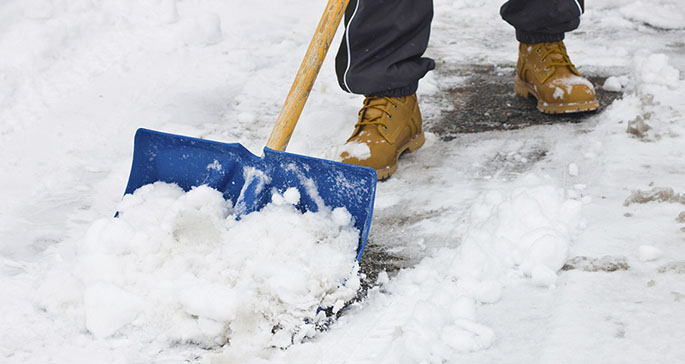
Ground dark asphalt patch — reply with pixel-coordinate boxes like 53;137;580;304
426;64;622;140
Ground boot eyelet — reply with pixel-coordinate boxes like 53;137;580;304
541;58;546;63
536;49;541;54
383;126;388;130
393;104;398;109
544;67;550;71
388;115;392;119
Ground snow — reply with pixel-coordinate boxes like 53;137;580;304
282;187;301;205
619;0;685;30
603;76;623;92
338;140;372;161
557;75;596;93
638;245;663;262
176;13;223;46
1;0;685;363
26;181;360;357
553;86;565;100
634;52;681;90
83;282;143;339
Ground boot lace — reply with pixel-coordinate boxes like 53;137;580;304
351;96;398;143
535;42;580;83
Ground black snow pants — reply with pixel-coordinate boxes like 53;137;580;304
335;0;585;97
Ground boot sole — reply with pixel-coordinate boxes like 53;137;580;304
376;131;426;181
514;77;600;114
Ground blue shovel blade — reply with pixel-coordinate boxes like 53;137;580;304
124;128;377;261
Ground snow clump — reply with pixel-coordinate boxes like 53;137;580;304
603;76;623;92
639;245;663;262
633;53;680;91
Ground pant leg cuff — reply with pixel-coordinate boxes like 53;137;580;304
516;30;565;44
366;83;419;98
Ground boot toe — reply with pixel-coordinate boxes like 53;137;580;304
341;142;394;172
549;75;597;103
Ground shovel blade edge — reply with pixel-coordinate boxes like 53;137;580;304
124;128;377;260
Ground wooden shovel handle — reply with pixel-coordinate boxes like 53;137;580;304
265;0;350;151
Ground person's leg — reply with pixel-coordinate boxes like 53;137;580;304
335;0;434;180
335;0;435;97
501;0;584;43
501;0;599;114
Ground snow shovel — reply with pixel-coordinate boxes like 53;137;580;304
122;0;376;260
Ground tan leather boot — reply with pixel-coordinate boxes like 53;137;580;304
340;95;425;180
515;41;599;114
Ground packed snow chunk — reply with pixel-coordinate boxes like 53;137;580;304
519;232;570;277
332;207;353;227
271;187;300;207
84;283;143;338
639;245;663;262
603;76;623;92
283;187;301;205
332;300;345;314
634;53;681;90
376;270;389;286
71;182;361;349
568;162;579;177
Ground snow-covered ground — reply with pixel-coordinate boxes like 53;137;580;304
1;0;684;363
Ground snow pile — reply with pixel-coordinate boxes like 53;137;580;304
452;175;583;287
633;53;681;92
346;175;583;364
38;182;361;350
